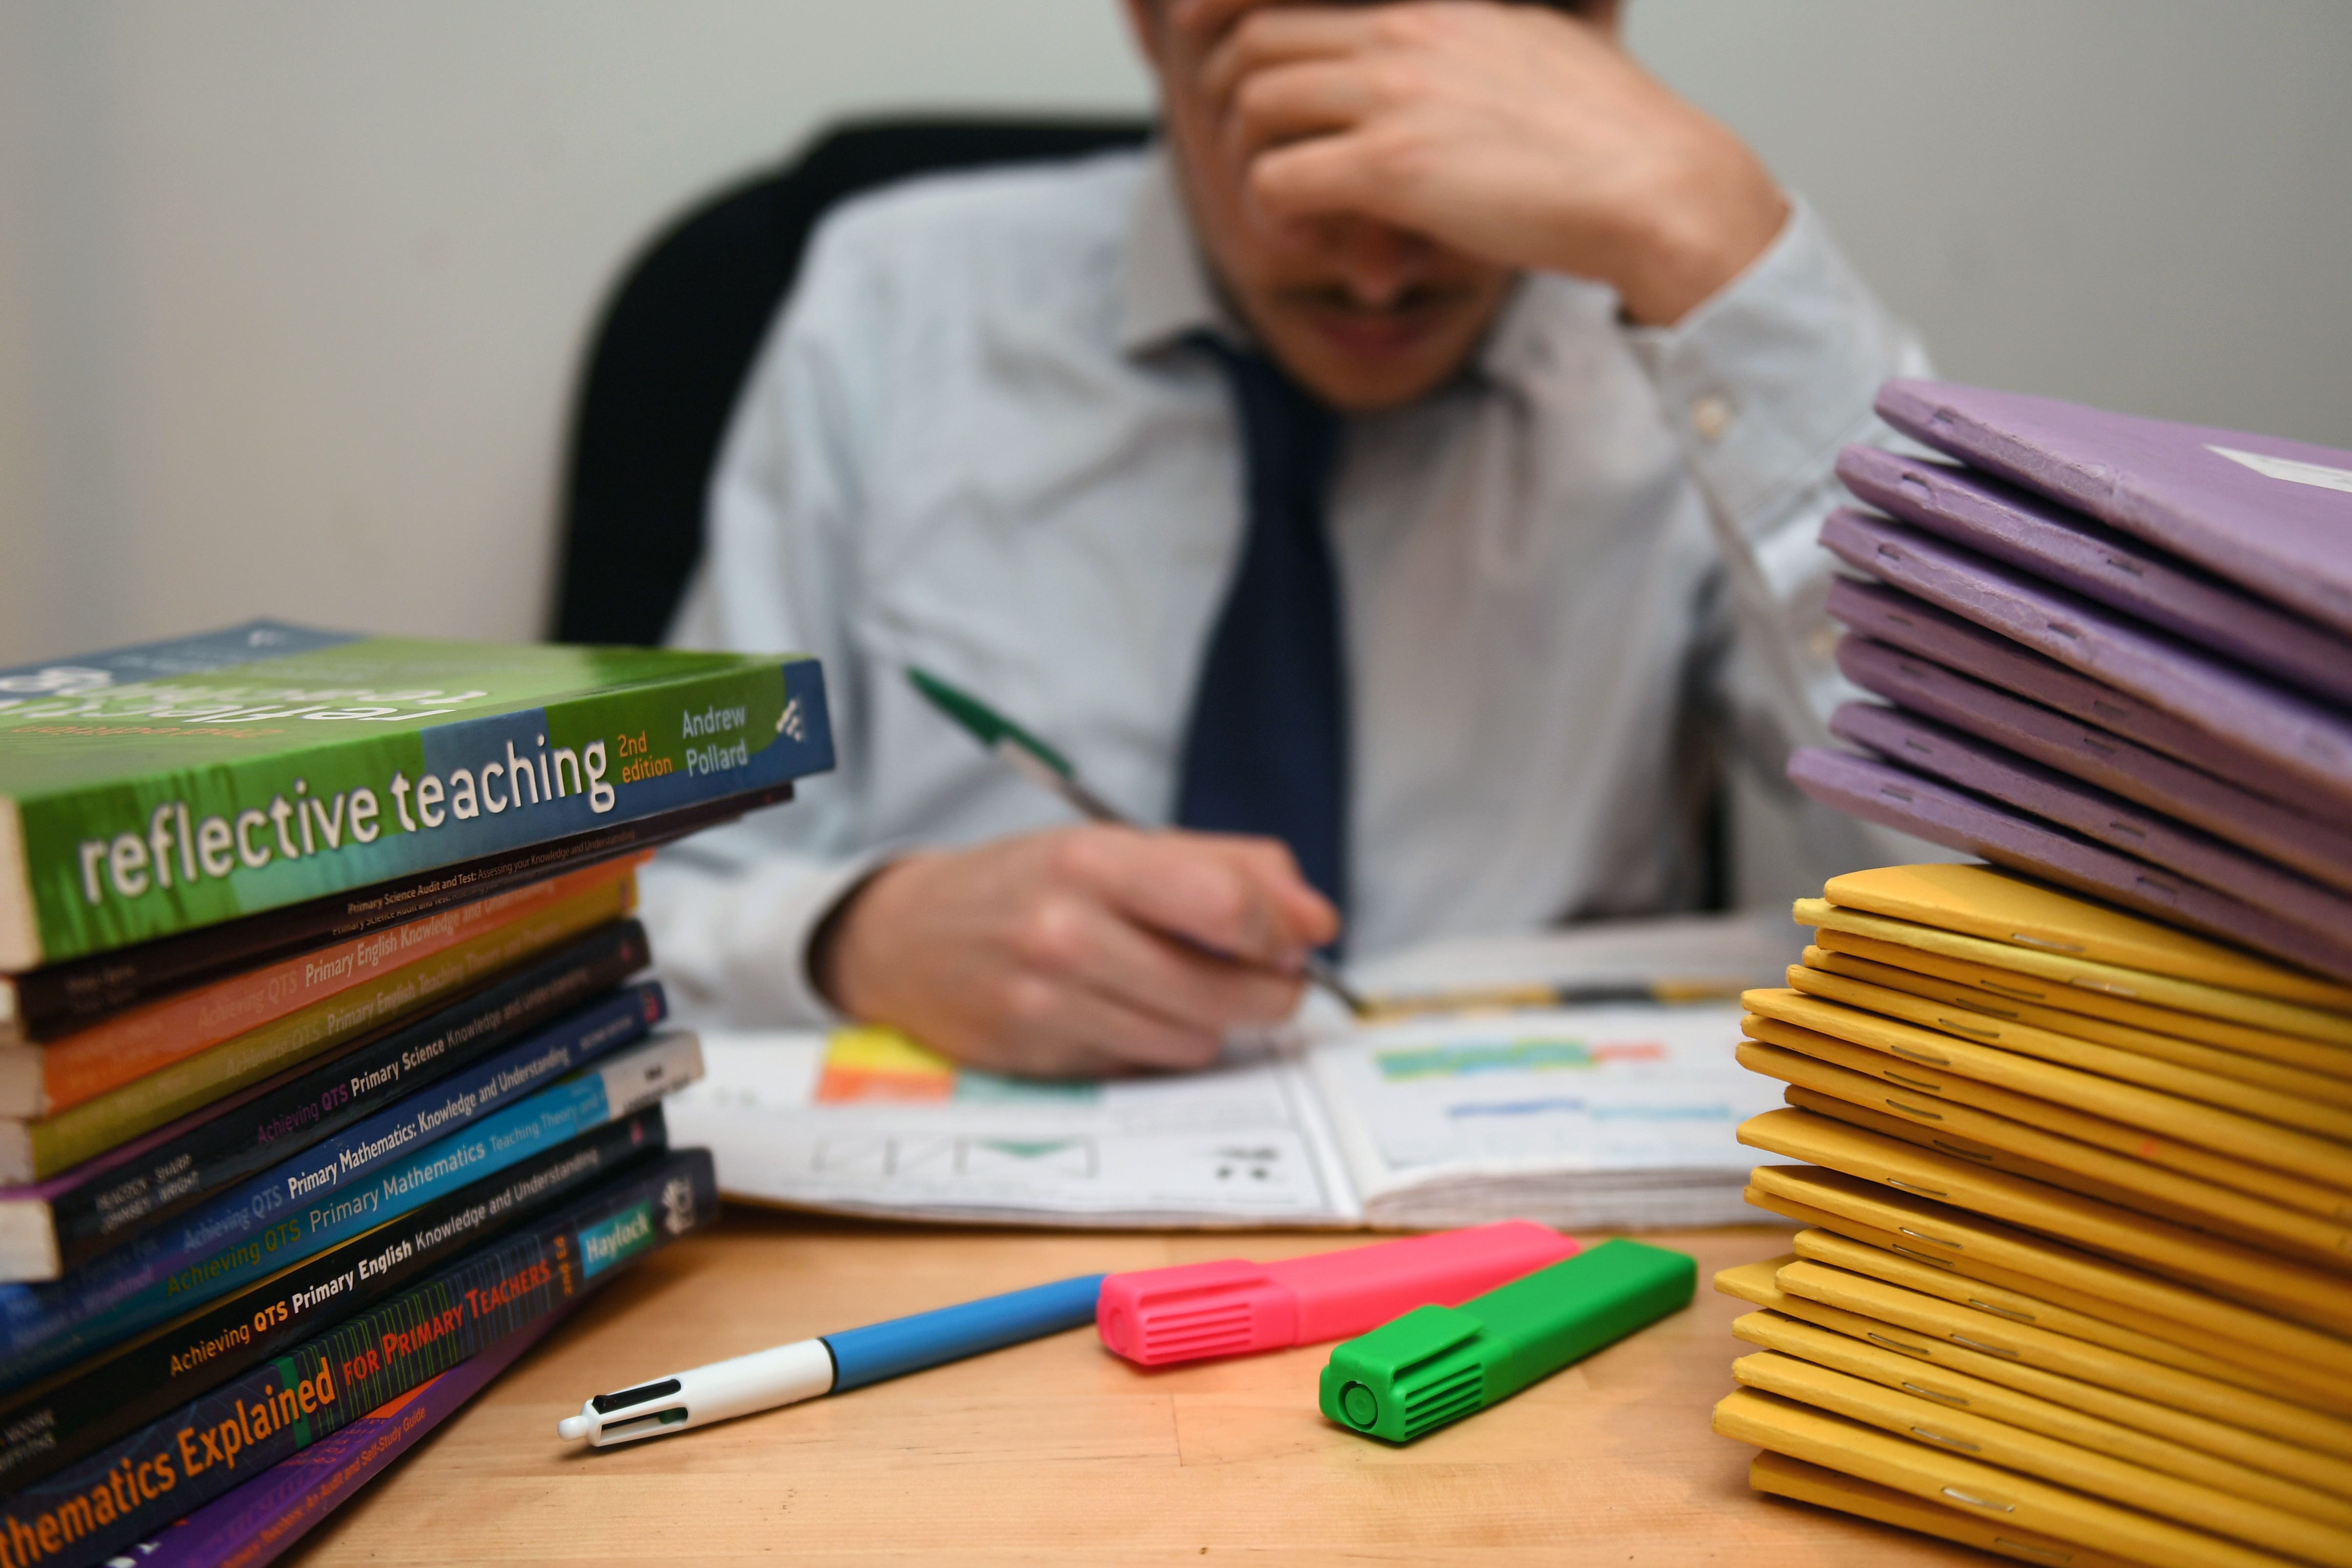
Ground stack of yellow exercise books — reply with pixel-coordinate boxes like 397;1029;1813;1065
1711;861;2352;1568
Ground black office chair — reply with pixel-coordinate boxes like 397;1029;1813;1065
550;115;1154;647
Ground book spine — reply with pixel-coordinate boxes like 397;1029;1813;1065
42;985;666;1290
7;786;777;1038
34;921;650;1263
0;1147;719;1568
31;857;633;1098
45;977;666;1277
0;1108;664;1493
25;875;634;1177
13;654;831;965
0;1031;701;1393
128;1309;567;1568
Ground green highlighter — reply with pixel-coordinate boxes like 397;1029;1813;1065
1318;1238;1695;1443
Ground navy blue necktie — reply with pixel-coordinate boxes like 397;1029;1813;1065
1175;338;1350;936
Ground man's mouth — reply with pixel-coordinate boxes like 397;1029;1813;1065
1282;288;1473;359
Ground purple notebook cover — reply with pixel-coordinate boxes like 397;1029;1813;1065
1836;635;2352;896
1825;577;2349;821
1787;747;2352;985
1875;379;2352;638
1829;701;2352;950
130;1308;566;1568
1821;507;2352;807
1837;444;2352;705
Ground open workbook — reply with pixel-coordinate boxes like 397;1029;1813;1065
662;914;1798;1230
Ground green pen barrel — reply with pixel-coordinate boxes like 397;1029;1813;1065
1318;1238;1696;1443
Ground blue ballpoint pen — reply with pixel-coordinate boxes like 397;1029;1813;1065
555;1273;1106;1446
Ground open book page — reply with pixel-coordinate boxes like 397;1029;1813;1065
663;1028;1361;1227
667;914;1800;1231
1303;1002;1785;1231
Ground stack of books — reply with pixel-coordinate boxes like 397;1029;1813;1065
1788;378;2352;985
1709;382;2352;1567
0;621;831;1568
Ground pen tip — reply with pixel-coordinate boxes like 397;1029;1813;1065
557;1415;590;1441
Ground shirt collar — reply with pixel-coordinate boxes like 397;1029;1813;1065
1117;146;1234;358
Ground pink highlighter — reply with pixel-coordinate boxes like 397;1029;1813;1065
1095;1220;1580;1367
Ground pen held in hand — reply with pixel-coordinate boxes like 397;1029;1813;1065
906;664;1370;1017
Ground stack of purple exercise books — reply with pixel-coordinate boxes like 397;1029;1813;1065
1795;377;2352;985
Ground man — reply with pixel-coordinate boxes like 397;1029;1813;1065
647;0;1925;1074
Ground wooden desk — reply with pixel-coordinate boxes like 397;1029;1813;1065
296;1209;1985;1566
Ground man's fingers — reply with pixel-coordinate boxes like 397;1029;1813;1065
1221;59;1385;164
1197;6;1386;110
1245;129;1419;228
1000;967;1227;1074
1020;892;1310;1033
1051;829;1305;966
1194;835;1341;951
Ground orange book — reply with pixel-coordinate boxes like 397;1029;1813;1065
0;855;641;1118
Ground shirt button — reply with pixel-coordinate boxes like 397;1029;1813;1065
1690;392;1735;443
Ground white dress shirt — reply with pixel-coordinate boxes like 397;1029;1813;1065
645;145;1929;1028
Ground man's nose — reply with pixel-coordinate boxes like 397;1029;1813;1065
1319;217;1436;309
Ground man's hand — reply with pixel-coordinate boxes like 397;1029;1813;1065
812;825;1340;1078
1186;0;1787;326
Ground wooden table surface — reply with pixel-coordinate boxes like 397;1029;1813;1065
293;1208;1989;1566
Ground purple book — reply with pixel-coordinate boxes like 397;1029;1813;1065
1836;445;2352;705
1786;746;2352;985
1836;635;2352;896
1874;379;2352;637
1829;701;2352;950
126;1309;566;1568
1825;578;2349;821
1820;508;2352;807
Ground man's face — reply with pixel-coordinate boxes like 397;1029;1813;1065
1130;0;1535;411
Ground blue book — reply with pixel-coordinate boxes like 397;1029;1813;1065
0;1147;718;1568
4;925;658;1279
0;1030;702;1392
6;978;664;1284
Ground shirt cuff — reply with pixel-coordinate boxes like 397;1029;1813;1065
1622;196;1918;535
636;844;893;1030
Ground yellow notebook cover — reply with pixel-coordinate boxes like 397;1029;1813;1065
1786;964;2352;1141
1795;897;2352;1047
1775;1258;2352;1460
1743;1012;2352;1221
1740;1107;2352;1336
1717;1258;2352;1481
1820;863;2352;1011
1712;1388;2294;1568
1805;943;2352;1105
1786;1226;2352;1414
1748;1450;2144;1568
1742;1164;2352;1388
1732;1309;2352;1524
1744;988;2352;1190
1810;927;2352;1082
1731;1349;2352;1561
1746;1045;2352;1264
1786;1084;2350;1267
1742;1187;2349;1416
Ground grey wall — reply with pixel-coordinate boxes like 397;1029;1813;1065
1629;0;2352;448
1;1;2347;668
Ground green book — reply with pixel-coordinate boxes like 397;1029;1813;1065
0;622;832;969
